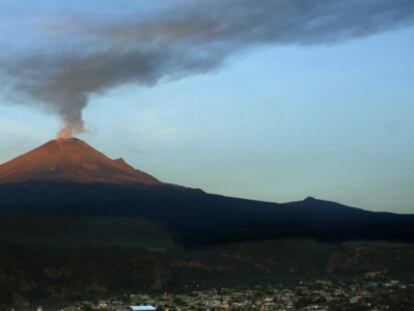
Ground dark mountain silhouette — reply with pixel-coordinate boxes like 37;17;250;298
0;138;413;247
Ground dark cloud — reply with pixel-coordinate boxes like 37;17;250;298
3;0;414;136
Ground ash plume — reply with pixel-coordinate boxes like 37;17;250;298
2;0;414;136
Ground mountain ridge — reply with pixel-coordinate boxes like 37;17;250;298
0;138;413;246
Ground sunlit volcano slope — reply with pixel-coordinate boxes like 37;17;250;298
0;138;161;185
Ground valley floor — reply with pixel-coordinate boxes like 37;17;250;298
36;274;414;311
2;239;414;310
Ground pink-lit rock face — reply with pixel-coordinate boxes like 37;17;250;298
0;138;161;185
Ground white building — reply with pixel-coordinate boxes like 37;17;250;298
129;306;156;311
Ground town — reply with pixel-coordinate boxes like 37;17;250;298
40;274;413;311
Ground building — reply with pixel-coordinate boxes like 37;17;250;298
130;306;157;311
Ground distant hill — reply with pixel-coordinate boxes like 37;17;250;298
0;138;413;247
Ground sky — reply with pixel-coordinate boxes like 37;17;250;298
0;1;414;213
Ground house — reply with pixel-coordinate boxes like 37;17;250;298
130;306;157;311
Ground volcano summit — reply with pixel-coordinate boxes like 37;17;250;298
0;138;160;185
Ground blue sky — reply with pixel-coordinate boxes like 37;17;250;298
1;1;414;213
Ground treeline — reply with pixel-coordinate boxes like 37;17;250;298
2;239;414;310
0;243;169;309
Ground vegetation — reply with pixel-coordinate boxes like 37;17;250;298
1;239;414;309
0;243;169;309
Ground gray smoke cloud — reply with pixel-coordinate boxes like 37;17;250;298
3;0;414;137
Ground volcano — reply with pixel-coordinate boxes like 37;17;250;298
0;138;161;185
0;138;414;247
